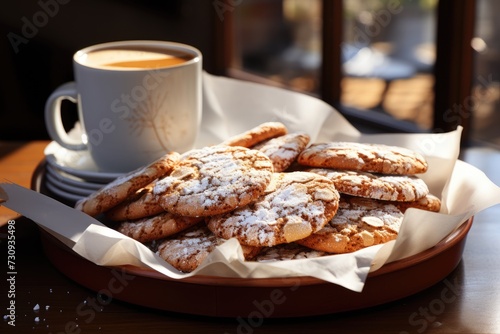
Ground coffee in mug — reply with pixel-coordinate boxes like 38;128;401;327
45;40;202;173
81;47;194;70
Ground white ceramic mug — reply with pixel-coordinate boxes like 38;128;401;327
45;40;202;173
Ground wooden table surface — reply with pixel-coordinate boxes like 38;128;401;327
1;140;500;334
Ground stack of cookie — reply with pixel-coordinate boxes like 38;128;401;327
295;142;440;254
75;122;440;272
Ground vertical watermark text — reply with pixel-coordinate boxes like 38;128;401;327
5;220;16;327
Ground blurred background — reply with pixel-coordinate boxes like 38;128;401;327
1;0;499;147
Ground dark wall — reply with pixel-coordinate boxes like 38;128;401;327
0;0;218;140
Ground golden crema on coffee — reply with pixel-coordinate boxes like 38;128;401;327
78;47;194;70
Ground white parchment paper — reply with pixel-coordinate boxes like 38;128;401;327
2;72;500;292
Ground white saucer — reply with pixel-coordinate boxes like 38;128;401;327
44;178;86;203
45;164;104;191
45;172;97;197
44;141;123;183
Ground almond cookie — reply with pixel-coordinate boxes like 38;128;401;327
221;122;288;148
153;145;274;217
156;224;261;272
254;243;329;262
393;193;441;213
105;185;164;221
75;152;180;217
296;196;403;253
339;194;441;213
252;132;311;172
207;171;340;247
116;212;203;243
308;169;429;202
298;142;428;175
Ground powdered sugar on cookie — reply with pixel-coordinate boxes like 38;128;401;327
252;132;310;172
298;142;428;175
153;146;274;217
156;224;260;272
297;197;404;253
309;169;429;201
76;151;180;217
116;212;202;242
207;172;340;247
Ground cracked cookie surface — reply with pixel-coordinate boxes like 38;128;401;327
75;151;180;217
393;193;441;213
296;196;403;253
253;132;310;172
116;211;203;243
156;224;260;272
221;121;288;148
254;243;329;262
153;145;274;217
105;185;164;221
298;142;428;175
207;171;340;247
308;169;429;202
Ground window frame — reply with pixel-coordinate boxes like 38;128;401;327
213;0;476;142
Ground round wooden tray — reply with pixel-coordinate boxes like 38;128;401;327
33;159;473;317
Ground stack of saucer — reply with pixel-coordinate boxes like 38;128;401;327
43;141;123;203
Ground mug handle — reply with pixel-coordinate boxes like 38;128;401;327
44;82;87;151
